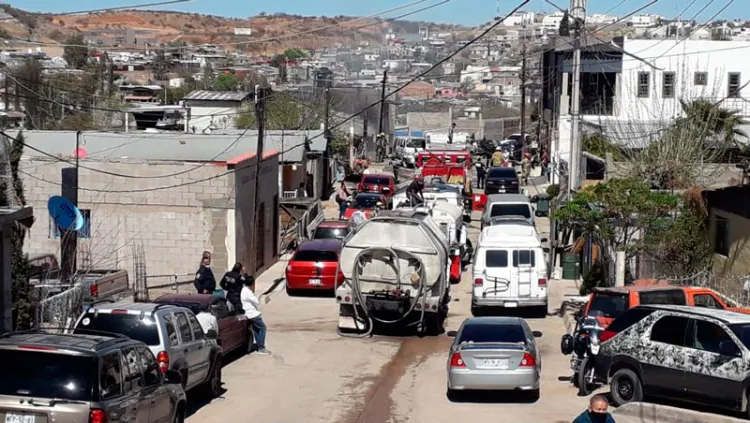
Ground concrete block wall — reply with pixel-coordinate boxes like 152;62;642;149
21;158;234;284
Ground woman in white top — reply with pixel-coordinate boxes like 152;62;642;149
240;270;271;355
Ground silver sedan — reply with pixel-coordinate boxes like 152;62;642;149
446;316;542;399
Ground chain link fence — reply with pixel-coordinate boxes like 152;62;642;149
36;284;85;331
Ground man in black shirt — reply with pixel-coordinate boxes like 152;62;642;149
194;255;216;294
407;177;424;206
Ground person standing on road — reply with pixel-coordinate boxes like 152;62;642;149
492;147;504;167
572;395;616;423
220;262;246;313
521;152;531;185
241;276;271;355
194;253;216;294
475;162;486;189
335;181;350;220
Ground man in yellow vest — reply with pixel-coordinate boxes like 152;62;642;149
491;147;504;167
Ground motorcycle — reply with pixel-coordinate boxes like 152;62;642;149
560;315;605;395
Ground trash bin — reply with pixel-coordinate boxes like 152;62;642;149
562;252;581;280
534;194;550;217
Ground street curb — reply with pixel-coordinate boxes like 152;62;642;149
612;402;745;423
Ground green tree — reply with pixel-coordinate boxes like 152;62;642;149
284;48;306;59
212;73;239;91
151;51;171;81
202;63;214;89
63;34;89;69
235;92;323;130
582;133;624;160
679;98;748;148
15;58;44;129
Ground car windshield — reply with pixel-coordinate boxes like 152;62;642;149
74;313;160;346
407;139;426;149
0;350;95;401
490;204;531;218
459;323;526;344
313;227;349;240
363;176;391;185
587;293;628;319
293;250;339;262
488;168;517;178
729;324;750;349
354;195;381;208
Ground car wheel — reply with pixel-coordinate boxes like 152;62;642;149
471;305;482;317
527;389;540;402
610;368;643;406
202;359;222;399
577;357;595;396
173;403;185;423
446;388;461;401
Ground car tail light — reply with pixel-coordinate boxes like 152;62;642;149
449;352;466;368
519;352;536;367
90;284;98;298
156;351;169;373
18;345;57;351
600;329;616;343
538;278;547;287
473;278;483;287
111;309;128;314
89;409;107;423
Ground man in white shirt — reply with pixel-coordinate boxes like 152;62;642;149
241;275;271;355
195;303;219;336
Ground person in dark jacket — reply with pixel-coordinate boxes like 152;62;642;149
220;262;247;313
572;395;616;423
194;255;216;294
475;162;486;189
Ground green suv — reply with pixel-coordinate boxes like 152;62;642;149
0;331;186;423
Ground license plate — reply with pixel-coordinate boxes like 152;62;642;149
6;414;35;423
483;359;509;368
498;189;506;193
309;279;321;285
504;302;518;308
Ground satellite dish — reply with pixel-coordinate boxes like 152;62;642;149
47;196;83;231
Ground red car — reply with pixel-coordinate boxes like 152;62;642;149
344;193;387;219
357;173;396;197
285;239;344;293
313;220;350;240
153;294;250;354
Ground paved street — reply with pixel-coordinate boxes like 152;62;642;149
185;181;601;423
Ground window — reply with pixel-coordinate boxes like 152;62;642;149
694;294;722;309
650;315;690;346
292;250;339;262
637;72;650;98
485;250;508;267
605;307;655;335
174;312;193;343
0;350;96;401
587;293;629;320
459;322;526;344
662;72;675;98
49;209;92;239
120;348;142;392
714;215;730;256
728;72;741;98
136;346;161;387
74;313;160;346
362;176;392;185
638;289;687;306
729;324;750;349
512;250;536;267
313;226;349;240
490;204;531;218
187;313;204;340
694;71;708;86
488;168;517;178
692;320;738;356
100;353;122;400
163;314;179;347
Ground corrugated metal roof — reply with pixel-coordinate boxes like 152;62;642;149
183;90;252;102
8;129;325;163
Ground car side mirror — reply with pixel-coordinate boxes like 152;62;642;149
532;330;543;338
541;237;548;243
446;330;458;337
164;370;183;385
206;329;218;340
720;340;741;357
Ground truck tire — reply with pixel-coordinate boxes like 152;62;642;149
610;368;643;406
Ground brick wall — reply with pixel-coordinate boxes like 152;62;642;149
21;158;234;284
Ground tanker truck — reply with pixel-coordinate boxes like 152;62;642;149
336;209;452;336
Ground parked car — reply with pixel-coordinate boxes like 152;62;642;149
484;167;520;194
446;316;542;400
357;173;396;198
583;285;750;328
72;302;223;398
312;220;350;240
344;193;389;219
594;305;750;416
480;194;534;230
0;331;186;423
153;294;251;355
285;239;345;293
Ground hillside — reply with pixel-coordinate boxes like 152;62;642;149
0;6;465;54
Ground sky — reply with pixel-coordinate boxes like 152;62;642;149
6;0;748;26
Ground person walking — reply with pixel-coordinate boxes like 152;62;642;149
194;253;216;294
220;262;246;313
335;181;350;220
521;152;532;185
572;395;616;423
241;276;271;355
475;162;486;189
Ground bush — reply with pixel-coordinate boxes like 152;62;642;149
546;184;560;197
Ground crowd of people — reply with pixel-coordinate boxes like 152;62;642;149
193;251;271;355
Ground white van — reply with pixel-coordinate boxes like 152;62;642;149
394;136;426;167
471;225;548;316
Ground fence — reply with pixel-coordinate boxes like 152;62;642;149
664;270;750;307
36;284;85;331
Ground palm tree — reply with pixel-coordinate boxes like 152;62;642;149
679;98;749;148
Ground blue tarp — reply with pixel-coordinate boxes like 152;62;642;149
393;130;424;137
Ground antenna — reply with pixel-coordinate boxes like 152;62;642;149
496;0;500;20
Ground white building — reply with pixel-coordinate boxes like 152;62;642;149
542;12;565;33
460;65;491;84
587;14;617;25
630;14;661;28
503;11;535;27
553;38;750;175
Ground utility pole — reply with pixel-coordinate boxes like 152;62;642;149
378;70;387;136
60;131;81;283
520;43;527;154
252;86;268;270
567;0;586;195
3;71;7;113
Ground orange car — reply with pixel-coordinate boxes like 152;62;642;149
583;284;750;328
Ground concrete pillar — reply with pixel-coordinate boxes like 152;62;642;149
615;251;626;287
614;73;621;117
0;230;11;333
560;72;570;116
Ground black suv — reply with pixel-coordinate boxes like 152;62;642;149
0;331;186;423
484;167;520;194
594;305;750;417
